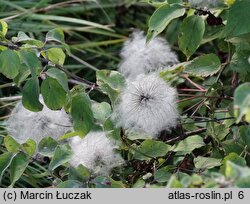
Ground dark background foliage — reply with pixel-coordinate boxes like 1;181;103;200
1;0;250;188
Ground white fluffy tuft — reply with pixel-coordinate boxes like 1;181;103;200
189;0;223;8
119;31;179;79
5;97;72;144
69;131;124;176
113;73;179;136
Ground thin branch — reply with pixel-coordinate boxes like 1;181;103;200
178;94;234;103
181;74;206;91
0;82;16;89
0;41;97;88
181;117;235;125
191;99;206;117
121;129;155;160
178;93;197;96
39;57;96;88
165;128;207;144
178;96;199;103
178;88;207;92
0;96;22;102
123;138;155;160
182;99;204;114
69;53;99;71
68;79;88;86
0;41;19;50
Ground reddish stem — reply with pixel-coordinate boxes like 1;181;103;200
178;88;207;92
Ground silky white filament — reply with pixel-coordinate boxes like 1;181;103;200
112;73;179;136
5;97;72;144
119;31;179;79
69;131;124;176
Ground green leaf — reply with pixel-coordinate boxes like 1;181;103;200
225;0;236;6
147;0;168;8
133;179;145;188
142;172;152;180
96;70;125;90
45;68;69;92
4;136;19;153
160;64;185;84
134;140;171;160
178;15;205;59
0;19;8;38
13;63;30;86
46;28;65;43
57;180;83;188
184;54;221;77
222;139;245;155
224;0;250;38
108;179;125;188
41;77;67;110
49;144;73;171
147;4;185;41
126;131;153;140
0;152;14;182
166;175;183;188
103;119;121;145
93;176;125;188
92;176;112;188
225;161;250;179
22;78;43;112
194;156;221;170
234;82;250;123
207;122;230;141
71;93;94;137
92;102;111;123
154;166;172;182
220;153;246;174
202;25;224;44
240;125;250;150
172;135;205;154
0;49;20;79
229;50;250;75
19;50;41;77
38;137;58;157
41;48;65;65
96;70;125;104
68;165;90;182
21;139;36;156
96;83;118;104
16;31;43;48
236;176;250;187
59;131;79;141
10;152;29;187
190;174;203;186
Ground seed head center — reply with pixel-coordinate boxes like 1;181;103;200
139;94;153;104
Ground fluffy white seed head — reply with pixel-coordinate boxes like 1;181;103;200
113;73;179;136
5;97;72;144
69;132;124;176
189;0;223;8
119;31;179;79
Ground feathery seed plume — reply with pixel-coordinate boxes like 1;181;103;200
5;97;72;144
69;131;124;176
112;73;179;136
119;31;179;79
